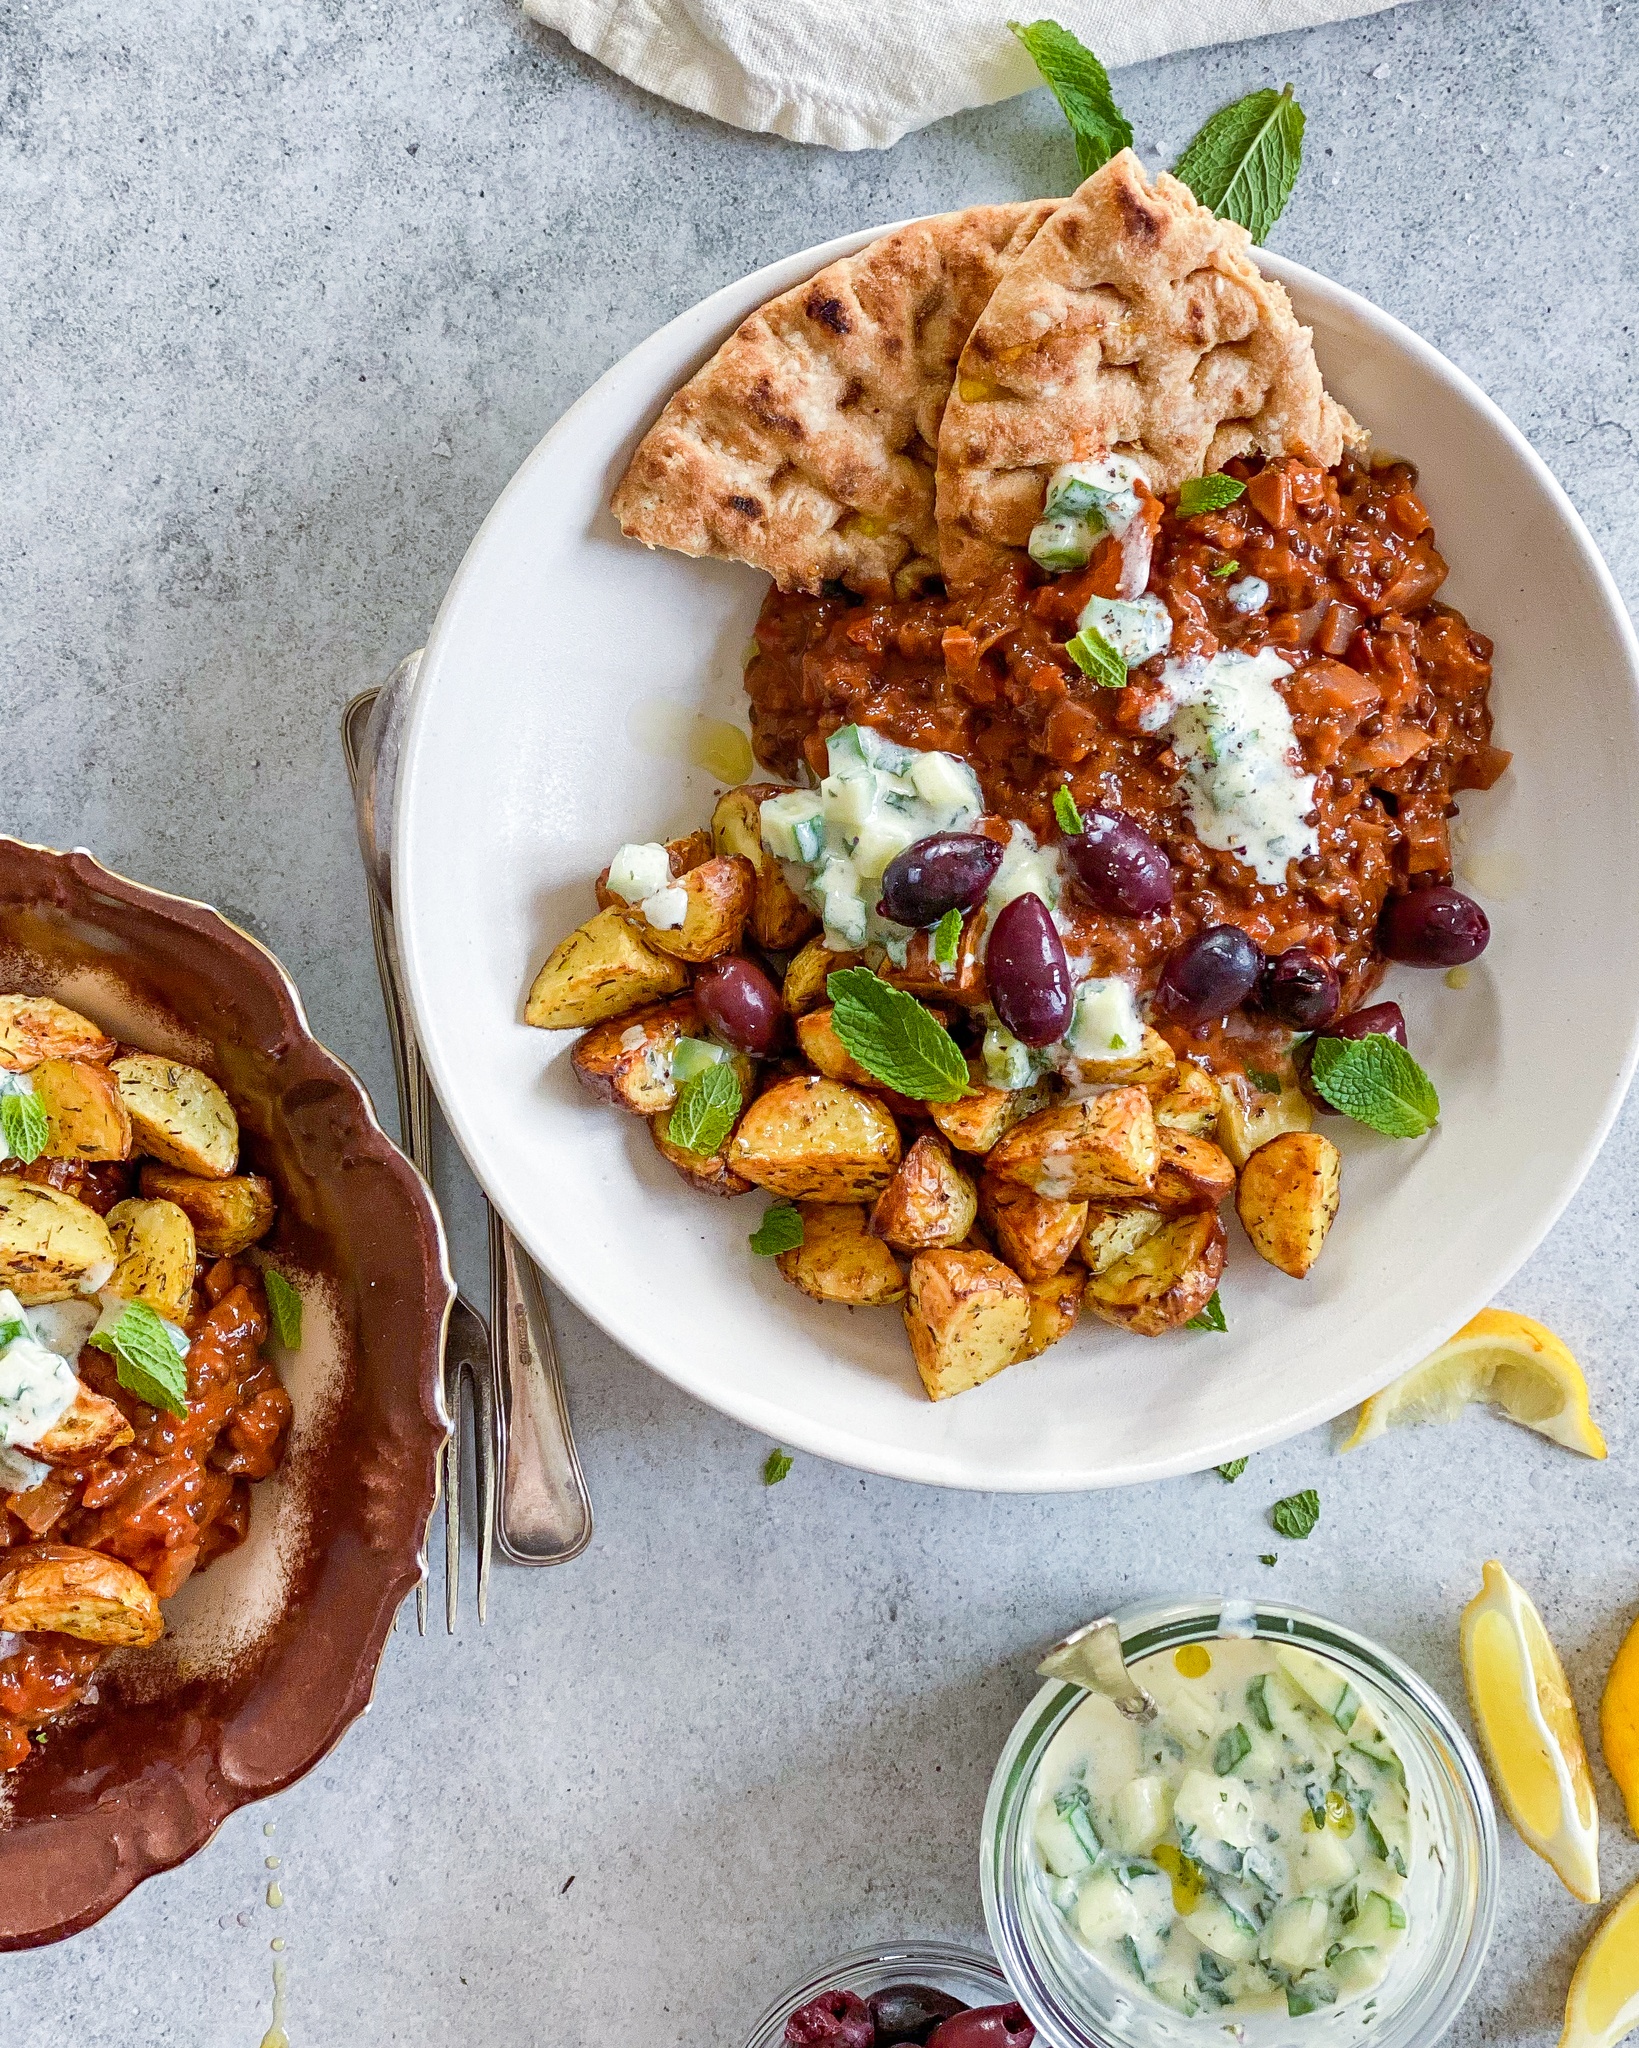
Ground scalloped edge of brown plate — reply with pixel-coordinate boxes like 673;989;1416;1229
0;838;452;1948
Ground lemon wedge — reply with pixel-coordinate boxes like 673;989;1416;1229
1561;1879;1639;2048
1461;1560;1600;1902
1600;1613;1639;1837
1342;1309;1606;1457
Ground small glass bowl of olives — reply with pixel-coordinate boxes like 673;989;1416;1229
743;1942;1030;2048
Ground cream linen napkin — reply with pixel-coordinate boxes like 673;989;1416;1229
520;0;1410;150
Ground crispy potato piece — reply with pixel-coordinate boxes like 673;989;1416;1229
0;996;116;1073
728;1076;901;1202
0;1544;163;1646
988;1087;1158;1202
32;1381;135;1466
30;1058;133;1162
105;1197;198;1320
1079;1204;1166;1276
783;936;863;1016
1216;1071;1312;1169
16;1156;132;1216
524;908;690;1031
978;1177;1087;1282
869;1134;977;1251
903;1248;1030;1401
111;1055;238;1179
571;996;703;1115
793;1005;921;1115
616;854;756;963
1020;1267;1086;1360
1084;1211;1227;1338
928;1058;1052;1155
0;1176;116;1303
1149;1129;1238;1213
878;915;987;1004
594;830;715;911
137;1163;276;1256
1060;1024;1177;1093
1237;1131;1342;1279
712;785;821;951
649;1108;754;1197
1151;1062;1219;1136
776;1202;906;1305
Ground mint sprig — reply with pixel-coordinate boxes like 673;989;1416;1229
1216;1457;1248;1482
1052;785;1084;835
88;1300;188;1417
827;969;968;1103
1174;85;1305;243
763;1447;793;1486
1065;625;1126;690
0;1090;48;1165
1009;20;1133;178
1178;474;1247;516
749;1202;804;1257
1309;1034;1439;1138
1271;1487;1320;1540
263;1267;303;1349
1187;1290;1228;1333
932;907;963;970
669;1061;743;1156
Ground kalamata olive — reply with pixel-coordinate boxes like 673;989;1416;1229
1379;885;1490;967
1154;925;1263;1027
878;833;1004;928
868;1985;966;2045
1295;1001;1410;1113
786;1988;874;2048
987;893;1073;1046
1257;946;1340;1030
692;955;784;1057
925;2003;1034;2048
1062;808;1174;917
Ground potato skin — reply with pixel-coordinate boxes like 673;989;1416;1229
32;1382;135;1466
0;996;116;1072
928;1059;1051;1156
775;1202;906;1306
1019;1267;1086;1360
978;1178;1087;1282
571;996;703;1115
712;784;820;951
106;1197;198;1320
1151;1062;1219;1136
1237;1131;1342;1278
30;1059;132;1161
594;830;714;910
987;1087;1158;1202
1059;1024;1177;1093
782;937;862;1016
649;1109;754;1197
903;1249;1030;1401
524;908;689;1031
112;1055;239;1179
1084;1211;1227;1337
0;1176;117;1303
1079;1204;1166;1277
617;854;756;963
138;1163;276;1256
0;1544;163;1646
1216;1072;1312;1169
1148;1129;1238;1213
728;1076;901;1203
869;1134;977;1252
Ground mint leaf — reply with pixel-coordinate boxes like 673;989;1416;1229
1210;559;1240;578
0;1090;48;1165
668;1060;742;1155
1187;1290;1228;1333
1174;85;1305;243
89;1301;188;1417
1245;1065;1283;1095
1259;1554;1278;1567
1009;19;1132;178
827;969;968;1103
1065;625;1127;690
1216;1457;1248;1482
1178;474;1246;516
1309;1034;1439;1138
1052;784;1084;835
763;1447;793;1486
262;1267;303;1349
1271;1487;1320;1540
749;1203;804;1257
932;907;963;970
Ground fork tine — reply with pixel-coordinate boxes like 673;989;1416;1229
469;1353;497;1625
444;1367;463;1634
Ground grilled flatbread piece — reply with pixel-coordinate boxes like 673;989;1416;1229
936;151;1357;589
611;200;1059;597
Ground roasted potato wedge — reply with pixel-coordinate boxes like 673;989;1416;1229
1084;1211;1227;1338
1151;1062;1219;1136
571;996;703;1116
31;1380;135;1466
783;937;863;1016
879;915;986;1004
794;1006;921;1114
1079;1204;1167;1276
16;1156;132;1216
903;1248;1030;1401
137;1163;276;1256
1059;1024;1177;1093
776;1202;906;1306
0;996;116;1072
728;1076;900;1202
712;785;820;951
978;1178;1088;1282
1149;1129;1238;1213
525;908;690;1031
649;1108;754;1197
987;1087;1157;1202
1237;1131;1342;1278
928;1059;1052;1156
869;1134;977;1252
593;830;715;911
1019;1267;1087;1361
0;1544;163;1646
1217;1071;1312;1169
30;1058;133;1162
111;1055;238;1178
616;854;756;963
106;1197;198;1320
0;1176;117;1303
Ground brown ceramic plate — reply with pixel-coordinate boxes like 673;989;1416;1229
0;839;451;1948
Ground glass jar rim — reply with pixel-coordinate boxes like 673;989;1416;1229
741;1939;1010;2048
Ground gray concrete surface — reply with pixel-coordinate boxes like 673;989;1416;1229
2;0;1638;2039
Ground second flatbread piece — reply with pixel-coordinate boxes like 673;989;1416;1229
936;151;1355;589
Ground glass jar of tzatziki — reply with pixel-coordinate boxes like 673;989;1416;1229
982;1600;1497;2048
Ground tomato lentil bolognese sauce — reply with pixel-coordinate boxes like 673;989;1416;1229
744;454;1505;1058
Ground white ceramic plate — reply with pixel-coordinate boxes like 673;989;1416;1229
396;224;1639;1490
